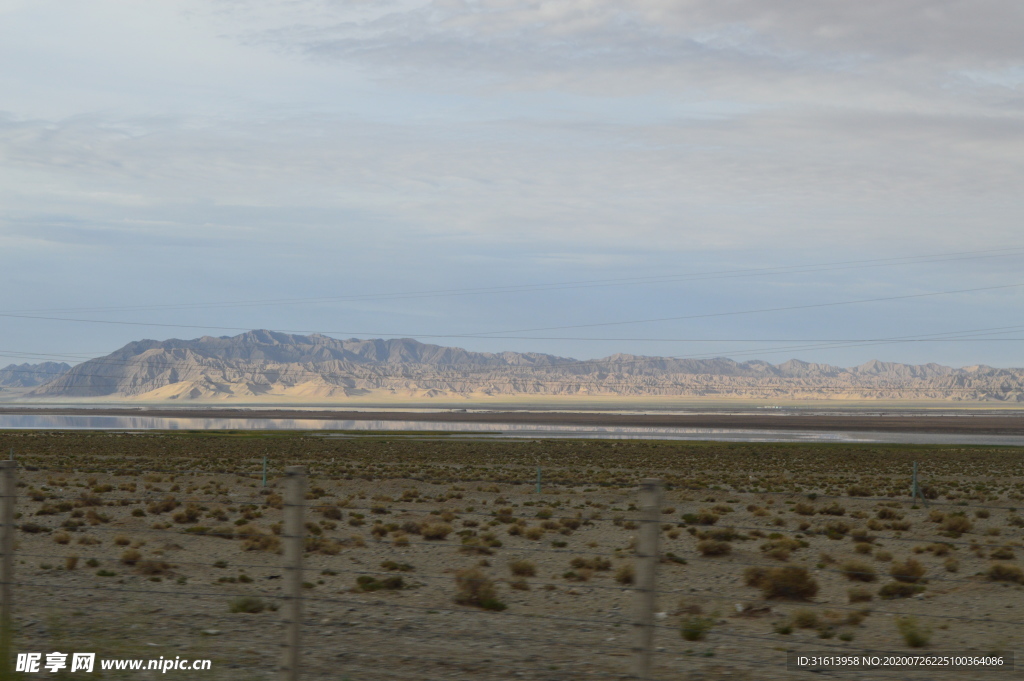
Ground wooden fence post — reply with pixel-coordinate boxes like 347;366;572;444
631;478;662;679
281;465;306;681
0;460;16;677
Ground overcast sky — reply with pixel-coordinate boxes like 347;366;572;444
2;0;1023;368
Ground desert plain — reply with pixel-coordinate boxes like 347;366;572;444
1;430;1021;680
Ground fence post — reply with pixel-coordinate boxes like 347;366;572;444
631;478;662;680
911;462;929;508
0;460;16;677
281;466;306;681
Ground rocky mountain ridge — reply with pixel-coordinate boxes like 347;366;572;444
0;362;72;388
10;330;1024;401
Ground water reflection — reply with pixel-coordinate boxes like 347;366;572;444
0;414;1022;446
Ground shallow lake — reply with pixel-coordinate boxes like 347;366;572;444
1;413;1022;446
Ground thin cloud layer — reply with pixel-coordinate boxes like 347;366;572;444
0;1;1022;366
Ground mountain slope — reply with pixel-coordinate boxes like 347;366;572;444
25;331;1024;401
0;362;72;388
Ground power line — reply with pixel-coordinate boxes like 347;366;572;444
2;282;1023;343
7;246;1023;316
472;282;1024;336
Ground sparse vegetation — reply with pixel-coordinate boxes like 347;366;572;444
2;431;1022;676
744;566;819;600
454;568;506;611
895;616;931;647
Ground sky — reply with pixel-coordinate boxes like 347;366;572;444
1;0;1023;368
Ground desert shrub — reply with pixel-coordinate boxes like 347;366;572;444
791;609;819;628
120;549;142;566
850;529;875;543
976;509;990;519
895;616;931;648
848;586;873;603
20;523;50;534
693;510;719;525
874;549;893;562
570;556;612;571
615;564;635;584
890;558;926;583
136;560;172;576
746;566;818;600
697;540;731;556
847;485;872;497
698;527;744;541
823;521;850;539
877;508;902;520
239;526;281;553
839;561;876;582
989;546;1015;560
85;509;110;525
305;537;343;555
854;543;873;555
146;496;178;515
172;505;201;524
318;505;342;521
879;582;923;599
943;558;959;572
77;493;103;507
356;575;405;591
35;503;64;516
523;526;544;540
794;503;816;516
819;503;845;516
744;566;767;586
381;560;415;572
114;535;130;546
422;523;453;540
229;596;271;613
761;537;805;554
454;568;506;611
53;531;71;545
65;555;79;570
563;568;593;582
941;514;972;537
458;538;493;555
986;563;1024;583
680;616;715;641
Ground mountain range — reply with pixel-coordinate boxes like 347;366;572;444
1;330;1021;402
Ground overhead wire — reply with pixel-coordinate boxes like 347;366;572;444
6;245;1023;316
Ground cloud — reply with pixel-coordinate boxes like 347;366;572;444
0;1;1022;367
220;1;1024;86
